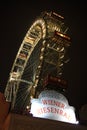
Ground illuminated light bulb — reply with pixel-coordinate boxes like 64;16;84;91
41;47;45;52
43;40;46;44
38;65;41;69
10;77;15;81
59;63;63;67
58;79;61;82
33;85;36;88
57;28;60;32
60;54;64;59
60;47;64;52
40;55;43;60
47;44;50;47
30;96;33;99
26;105;29;109
36;75;39;78
57;47;60;51
47;25;49;28
59;72;62;75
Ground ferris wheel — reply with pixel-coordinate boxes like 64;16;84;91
4;11;71;111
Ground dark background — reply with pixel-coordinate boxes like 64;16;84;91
0;1;87;111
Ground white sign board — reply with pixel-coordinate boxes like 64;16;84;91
30;90;78;124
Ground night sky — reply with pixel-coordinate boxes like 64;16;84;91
0;1;87;111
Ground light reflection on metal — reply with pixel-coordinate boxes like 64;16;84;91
55;31;70;41
52;12;64;19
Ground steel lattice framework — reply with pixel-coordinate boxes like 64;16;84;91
4;11;71;111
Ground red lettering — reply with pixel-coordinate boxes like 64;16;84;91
43;107;47;113
48;100;52;105
51;107;56;113
63;112;67;118
42;100;48;105
47;107;51;113
61;103;65;109
42;99;65;109
36;106;72;121
59;109;63;115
